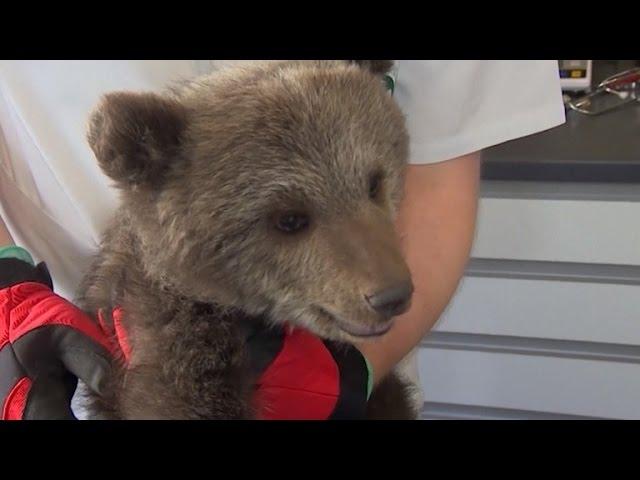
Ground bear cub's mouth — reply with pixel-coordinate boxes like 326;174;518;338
314;306;395;338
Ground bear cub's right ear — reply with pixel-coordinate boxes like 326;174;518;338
349;60;394;76
87;92;188;189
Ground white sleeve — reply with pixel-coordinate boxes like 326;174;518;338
0;60;202;298
394;60;566;164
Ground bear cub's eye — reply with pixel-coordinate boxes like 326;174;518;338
275;212;310;234
369;172;383;200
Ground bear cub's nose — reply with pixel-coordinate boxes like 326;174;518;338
365;281;414;318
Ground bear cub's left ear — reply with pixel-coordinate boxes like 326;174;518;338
87;92;188;189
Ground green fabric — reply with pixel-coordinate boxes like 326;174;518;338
384;74;395;94
364;355;374;400
0;245;35;266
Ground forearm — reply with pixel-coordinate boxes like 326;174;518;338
357;152;481;385
0;214;14;246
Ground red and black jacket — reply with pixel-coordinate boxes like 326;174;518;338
1;254;370;420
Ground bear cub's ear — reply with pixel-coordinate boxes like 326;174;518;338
349;60;394;76
87;92;188;189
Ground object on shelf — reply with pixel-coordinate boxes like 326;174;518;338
559;60;592;92
565;68;640;116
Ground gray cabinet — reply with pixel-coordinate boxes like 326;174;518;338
418;182;640;419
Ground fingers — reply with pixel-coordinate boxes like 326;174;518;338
13;325;114;398
56;328;114;397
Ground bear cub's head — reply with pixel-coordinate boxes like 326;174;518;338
87;60;413;341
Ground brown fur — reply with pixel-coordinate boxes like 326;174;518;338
78;60;418;419
366;373;421;420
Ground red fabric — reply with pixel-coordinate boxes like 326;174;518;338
112;307;131;363
253;327;340;420
2;376;32;420
0;282;116;356
98;307;131;364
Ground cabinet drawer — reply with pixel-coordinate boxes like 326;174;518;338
418;347;640;419
472;198;640;266
434;276;640;346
